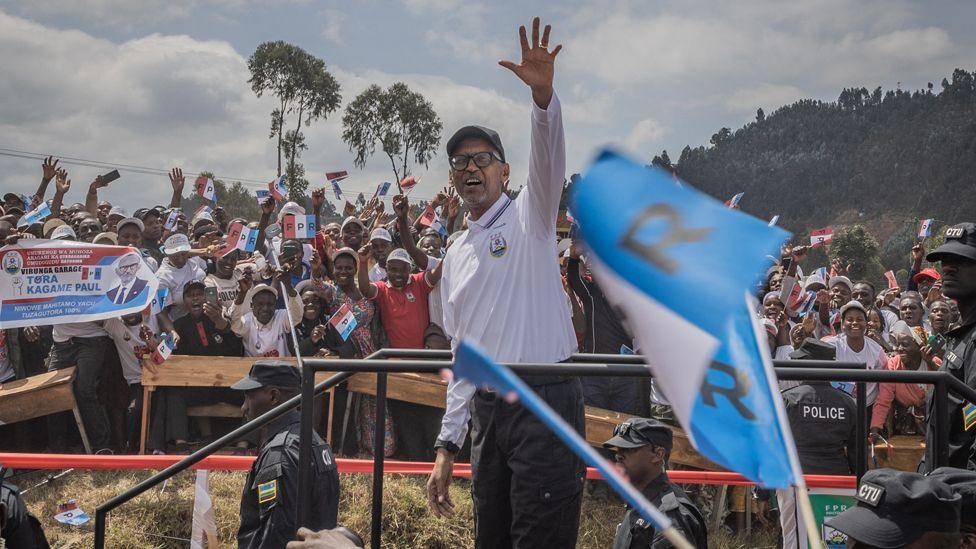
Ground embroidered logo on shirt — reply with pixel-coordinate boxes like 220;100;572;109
488;232;508;258
257;480;277;504
405;291;415;302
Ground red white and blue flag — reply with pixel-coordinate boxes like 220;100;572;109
329;302;357;341
918;218;934;238
164;208;180;231
810;227;833;248
219;221;259;257
332;181;343;201
726;192;744;209
282;214;316;239
255;189;271;206
326;171;349;183
400;175;419;193
194;176;217;202
269;175;288;201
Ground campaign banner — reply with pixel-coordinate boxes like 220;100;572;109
918;218;934;239
810;227;833;248
23;201;52;226
255;189;271;206
194;176;217;202
150;287;170;315
282;214;316;239
329;303;357;341
0;240;159;329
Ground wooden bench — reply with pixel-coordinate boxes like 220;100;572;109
139;356;337;454
0;367;92;454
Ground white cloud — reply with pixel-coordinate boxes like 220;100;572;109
12;0;197;25
623;118;667;152
725;83;804;113
320;8;345;45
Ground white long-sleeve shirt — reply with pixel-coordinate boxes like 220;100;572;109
230;291;303;358
436;92;576;448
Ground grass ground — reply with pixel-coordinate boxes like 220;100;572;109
17;469;777;548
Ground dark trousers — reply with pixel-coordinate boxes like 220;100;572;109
47;337;112;450
470;379;586;549
581;376;640;415
390;400;442;461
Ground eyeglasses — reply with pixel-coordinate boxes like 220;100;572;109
118;263;141;273
449;151;503;171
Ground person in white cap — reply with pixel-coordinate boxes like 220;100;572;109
340;216;366;250
821;300;889;407
230;268;303;358
367;227;394;282
155;233;207;320
106;206;127;232
425;17;584;548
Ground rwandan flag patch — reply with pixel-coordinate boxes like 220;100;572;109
964;402;976;431
257;480;277;504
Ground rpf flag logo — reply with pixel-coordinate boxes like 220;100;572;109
269;175;288;201
329;303;358;341
918;218;934;238
194;176;217;202
571;149;798;488
282;214;316;239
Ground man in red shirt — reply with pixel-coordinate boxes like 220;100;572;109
358;235;444;460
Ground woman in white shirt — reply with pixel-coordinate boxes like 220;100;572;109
821;300;888;406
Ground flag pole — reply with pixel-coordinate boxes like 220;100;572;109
746;295;823;549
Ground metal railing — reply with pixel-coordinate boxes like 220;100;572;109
88;351;976;549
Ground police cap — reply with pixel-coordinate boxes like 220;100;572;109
824;468;960;548
929;467;976;529
603;417;672;452
789;337;836;361
231;361;301;391
928;223;976;262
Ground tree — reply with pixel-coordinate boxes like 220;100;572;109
829;225;885;285
756;108;765;123
248;41;341;200
341;82;443;191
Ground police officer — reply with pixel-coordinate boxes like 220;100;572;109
1;467;50;548
603;418;707;548
920;223;976;472
928;467;976;548
825;468;961;548
782;338;858;474
232;361;339;548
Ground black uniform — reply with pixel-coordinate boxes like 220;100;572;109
922;320;976;472
611;473;707;549
1;477;50;548
237;410;339;549
782;382;857;475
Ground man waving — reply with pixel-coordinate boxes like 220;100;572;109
426;17;583;548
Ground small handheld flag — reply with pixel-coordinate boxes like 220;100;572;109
376;181;391;197
726;192;744;209
192;205;213;222
22;200;52;226
918;218;934;239
219;221;259;256
400;175;419;193
164;208;180;231
150;287;170;316
269;175;288;201
768;215;780;227
256;189;271;206
282;214;317;239
810;227;833;248
328;303;358;341
419;205;437;227
884;270;898;289
151;332;176;365
332;181;343;201
326;171;349;183
194;176;217;202
452;340;693;549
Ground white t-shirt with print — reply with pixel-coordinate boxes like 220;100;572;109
104;315;159;384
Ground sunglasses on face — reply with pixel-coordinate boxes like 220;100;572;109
449;151;503;171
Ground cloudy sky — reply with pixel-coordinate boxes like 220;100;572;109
1;0;973;211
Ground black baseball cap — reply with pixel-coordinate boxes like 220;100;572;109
603;417;673;452
231;361;301;391
824;468;960;548
929;467;976;529
928;223;976;262
183;280;206;296
446;125;505;162
789;338;837;360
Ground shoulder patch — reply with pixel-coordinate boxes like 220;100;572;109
257;479;277;504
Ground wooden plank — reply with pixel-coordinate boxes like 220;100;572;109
187;403;242;418
141;356;337;388
0;368;77;424
871;435;924;472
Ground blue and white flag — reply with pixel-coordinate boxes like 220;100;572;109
255;189;271;206
571;150;798;488
918;218;934;238
332;181;343;201
22;201;52;226
376;181;391;197
329;303;357;341
269;175;288;201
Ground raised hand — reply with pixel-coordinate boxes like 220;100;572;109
911;243;924;265
392;194;410;221
311;188;325;211
498;17;562;108
431;189;448;208
343;201;357;218
169;168;185;194
42;156;59;181
311;324;328;344
446;187;461;218
55;169;71;195
90;175;109;190
261;196;276;216
358;243;372;262
237;271;254;295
